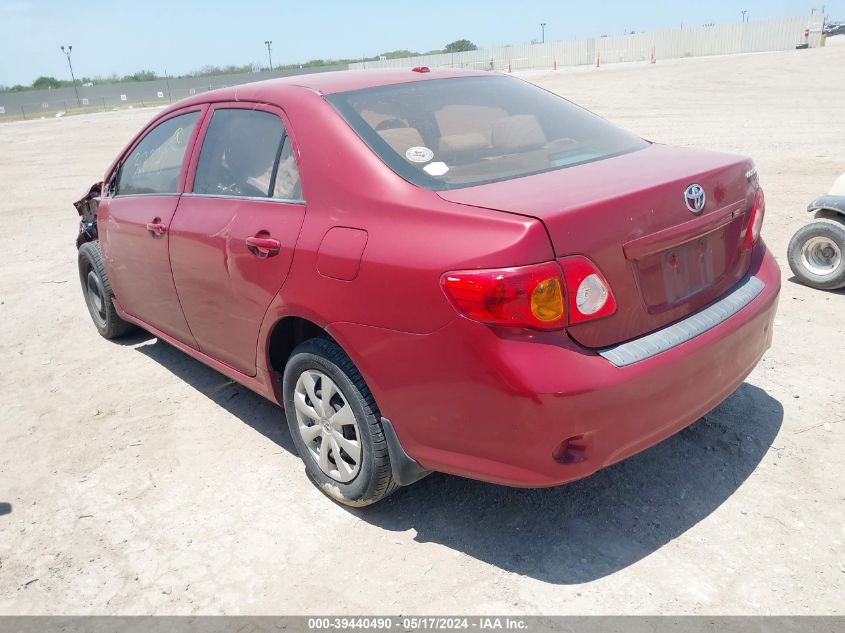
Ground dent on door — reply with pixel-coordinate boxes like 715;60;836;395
168;197;306;375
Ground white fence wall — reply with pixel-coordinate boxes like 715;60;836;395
348;15;824;72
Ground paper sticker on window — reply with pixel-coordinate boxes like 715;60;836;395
405;146;433;163
423;161;449;176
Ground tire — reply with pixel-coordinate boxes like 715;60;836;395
787;218;845;290
77;241;134;339
283;338;398;506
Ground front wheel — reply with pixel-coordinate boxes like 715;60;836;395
282;338;398;506
787;218;845;290
77;241;134;339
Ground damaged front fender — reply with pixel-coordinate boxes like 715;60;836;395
74;181;102;248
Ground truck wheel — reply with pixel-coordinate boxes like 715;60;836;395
77;241;134;339
283;338;398;507
787;219;845;290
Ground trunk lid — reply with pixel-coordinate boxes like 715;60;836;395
437;143;758;348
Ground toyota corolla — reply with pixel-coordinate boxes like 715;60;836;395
74;68;779;506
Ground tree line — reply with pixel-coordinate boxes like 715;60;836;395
0;40;478;93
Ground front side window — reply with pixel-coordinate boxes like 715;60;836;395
327;75;648;190
193;108;301;200
116;111;199;195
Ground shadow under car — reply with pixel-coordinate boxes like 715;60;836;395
134;337;782;584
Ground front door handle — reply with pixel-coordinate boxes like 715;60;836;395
146;220;167;237
246;235;281;258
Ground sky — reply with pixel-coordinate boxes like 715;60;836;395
0;0;842;86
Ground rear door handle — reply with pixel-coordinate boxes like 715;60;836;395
246;236;281;258
146;221;167;237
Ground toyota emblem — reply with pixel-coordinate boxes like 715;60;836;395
684;184;706;214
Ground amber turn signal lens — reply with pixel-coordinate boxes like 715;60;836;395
530;277;564;322
441;261;567;330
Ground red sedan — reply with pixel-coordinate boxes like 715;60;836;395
74;68;779;506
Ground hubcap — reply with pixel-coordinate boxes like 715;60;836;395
801;236;842;276
293;370;362;483
86;270;106;321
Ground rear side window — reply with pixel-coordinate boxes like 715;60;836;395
117;111;199;195
272;136;302;201
193;108;302;200
327;75;648;190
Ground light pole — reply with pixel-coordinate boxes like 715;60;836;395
540;23;547;44
60;45;81;107
741;10;748;22
264;40;273;71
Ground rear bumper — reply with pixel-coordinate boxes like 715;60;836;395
329;243;780;487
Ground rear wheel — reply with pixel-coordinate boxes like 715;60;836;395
283;338;398;506
77;241;134;339
787;218;845;290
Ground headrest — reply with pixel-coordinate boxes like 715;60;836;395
377;127;425;156
491;115;547;152
438;132;489;154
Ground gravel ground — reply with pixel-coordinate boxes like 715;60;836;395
0;40;843;615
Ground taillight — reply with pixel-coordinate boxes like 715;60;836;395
558;256;617;325
441;262;566;330
743;188;765;251
441;256;616;330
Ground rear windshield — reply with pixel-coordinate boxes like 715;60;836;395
326;75;648;190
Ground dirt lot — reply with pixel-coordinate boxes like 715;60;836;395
1;41;843;615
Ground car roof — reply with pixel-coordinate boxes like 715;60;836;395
171;67;491;110
279;67;489;94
